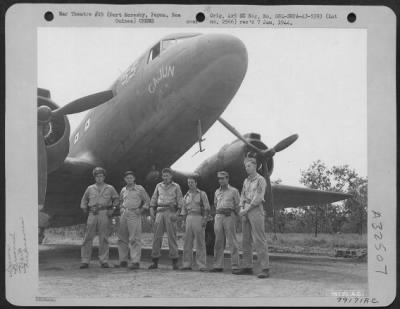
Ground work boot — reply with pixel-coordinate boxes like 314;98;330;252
209;268;223;273
257;269;270;279
79;263;89;269
148;258;159;269
129;263;140;270
172;258;179;270
114;261;128;268
233;268;253;275
101;263;110;268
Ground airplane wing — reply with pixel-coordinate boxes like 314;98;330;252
272;184;353;209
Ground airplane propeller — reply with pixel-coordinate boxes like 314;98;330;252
37;90;114;206
218;117;298;213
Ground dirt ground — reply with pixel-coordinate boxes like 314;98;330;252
39;244;368;300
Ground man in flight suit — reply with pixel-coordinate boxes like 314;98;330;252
234;156;270;278
116;171;150;270
148;168;183;270
80;167;119;269
180;176;210;271
209;171;241;273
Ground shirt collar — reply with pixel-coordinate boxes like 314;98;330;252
219;184;231;191
160;181;174;188
247;173;260;182
92;183;107;190
125;184;137;191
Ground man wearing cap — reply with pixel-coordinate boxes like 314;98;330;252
209;171;241;273
234;156;270;278
180;176;210;272
148;168;184;270
116;171;150;270
80;167;119;269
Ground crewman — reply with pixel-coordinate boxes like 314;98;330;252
180;176;210;272
80;167;119;269
209;171;241;273
116;171;150;270
148;168;183;270
234;156;270;278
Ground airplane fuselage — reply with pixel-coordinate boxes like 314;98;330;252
68;33;248;184
44;33;248;224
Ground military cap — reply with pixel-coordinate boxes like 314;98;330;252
161;167;173;174
217;171;229;178
124;170;135;177
92;167;106;177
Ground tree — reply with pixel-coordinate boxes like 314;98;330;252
300;160;332;236
300;160;367;235
331;165;367;234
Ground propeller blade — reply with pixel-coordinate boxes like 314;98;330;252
263;162;274;212
218;117;261;153
272;134;299;153
261;134;299;158
38;125;47;209
52;90;114;117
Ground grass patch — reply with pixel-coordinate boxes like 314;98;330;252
265;232;367;249
44;225;367;256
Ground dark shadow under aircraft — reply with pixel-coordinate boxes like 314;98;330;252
37;33;351;250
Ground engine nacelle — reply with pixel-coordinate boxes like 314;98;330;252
195;133;273;195
38;94;70;174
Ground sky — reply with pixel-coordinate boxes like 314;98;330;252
38;27;367;186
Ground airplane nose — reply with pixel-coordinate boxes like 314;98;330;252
199;33;248;65
196;34;248;86
179;34;248;113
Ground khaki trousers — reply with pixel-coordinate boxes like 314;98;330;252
151;209;178;259
241;206;270;269
81;210;110;264
213;214;239;269
182;215;206;269
118;209;142;264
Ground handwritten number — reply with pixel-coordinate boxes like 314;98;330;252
372;222;383;230
374;232;383;241
374;243;387;252
376;264;388;275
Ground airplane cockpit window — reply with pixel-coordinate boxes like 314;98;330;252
148;42;161;63
148;35;201;63
161;39;178;52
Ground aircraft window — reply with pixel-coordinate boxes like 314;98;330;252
74;132;79;144
148;42;161;63
161;39;177;52
84;118;90;131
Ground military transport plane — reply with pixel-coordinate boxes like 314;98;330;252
37;33;351;246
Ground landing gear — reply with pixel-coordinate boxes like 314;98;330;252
38;210;51;244
39;227;45;244
205;220;215;256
